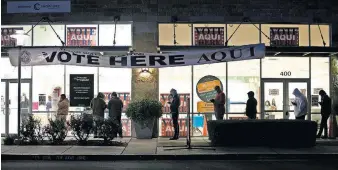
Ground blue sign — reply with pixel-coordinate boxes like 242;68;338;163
7;1;71;13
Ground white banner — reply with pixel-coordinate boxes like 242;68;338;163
7;1;71;14
8;44;265;68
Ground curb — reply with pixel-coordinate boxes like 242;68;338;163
2;154;338;161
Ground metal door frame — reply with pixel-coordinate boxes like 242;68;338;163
261;78;311;120
1;79;32;136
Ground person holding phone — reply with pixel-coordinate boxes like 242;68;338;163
167;88;180;140
210;86;225;120
317;90;331;138
291;88;308;120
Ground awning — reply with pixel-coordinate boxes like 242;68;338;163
158;46;338;57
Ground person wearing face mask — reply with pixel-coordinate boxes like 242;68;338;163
291;88;308;120
210;86;225;120
167;88;180;140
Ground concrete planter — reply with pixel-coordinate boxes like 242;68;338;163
133;118;155;139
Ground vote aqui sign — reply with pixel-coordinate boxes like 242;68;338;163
8;44;265;68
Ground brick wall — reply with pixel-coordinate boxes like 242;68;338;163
1;0;338;45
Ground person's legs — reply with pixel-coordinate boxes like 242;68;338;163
117;115;123;138
318;115;329;138
215;112;224;120
170;113;179;140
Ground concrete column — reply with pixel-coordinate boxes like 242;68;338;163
131;22;159;138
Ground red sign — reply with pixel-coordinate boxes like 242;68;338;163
161;118;188;137
270;27;299;47
121;118;131;136
160;93;189;113
102;92;130;112
66;27;97;46
194;27;224;46
1;27;23;47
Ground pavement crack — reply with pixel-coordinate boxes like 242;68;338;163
120;138;132;155
61;145;73;154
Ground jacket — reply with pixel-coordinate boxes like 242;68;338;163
214;92;226;115
90;97;107;117
170;94;180;114
292;88;308;117
57;98;69;115
320;94;331;116
108;97;124;117
246;97;257;117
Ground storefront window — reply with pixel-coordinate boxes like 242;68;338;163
310;25;330;47
158;24;192;46
193;63;226;115
159;66;192;113
99;24;132;46
66;25;98;46
33;25;65;46
1;25;32;46
159;66;191;136
32;65;64;111
227;24;260;46
228;60;260;113
262;57;309;78
311;57;330;113
192;24;226;46
0;57;31;79
66;66;98;111
261;24;309;46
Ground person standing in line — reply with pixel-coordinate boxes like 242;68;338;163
90;92;107;138
168;88;180;140
317;90;332;138
108;92;124;138
291;88;308;120
90;92;107;119
245;91;258;119
57;94;69;121
210;86;225;120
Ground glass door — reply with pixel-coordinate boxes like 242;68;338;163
287;82;309;120
1;82;7;134
262;79;310;120
1;79;32;136
263;82;284;119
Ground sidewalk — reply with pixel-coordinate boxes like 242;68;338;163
2;137;338;161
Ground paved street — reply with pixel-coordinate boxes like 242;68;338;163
2;160;338;170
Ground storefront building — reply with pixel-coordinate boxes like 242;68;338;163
1;22;338;137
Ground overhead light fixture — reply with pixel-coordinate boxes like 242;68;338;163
140;68;150;73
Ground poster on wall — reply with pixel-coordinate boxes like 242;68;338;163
269;89;279;95
69;74;94;107
194;27;224;46
270;27;299;47
312;95;319;106
160;93;189;113
67;27;97;46
102;92;130;112
121;118;132;136
197;101;214;113
196;75;223;102
1;27;23;47
8;43;265;68
161;118;188;137
313;88;323;95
